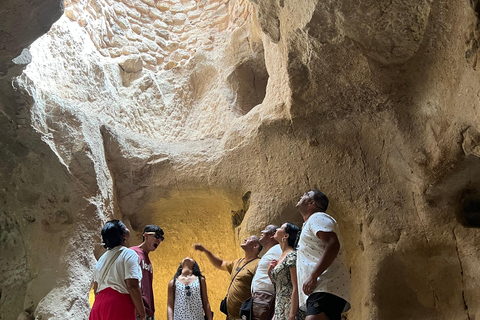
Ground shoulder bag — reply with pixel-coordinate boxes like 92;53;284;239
220;258;259;316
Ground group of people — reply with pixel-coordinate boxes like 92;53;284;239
89;189;351;320
89;222;163;320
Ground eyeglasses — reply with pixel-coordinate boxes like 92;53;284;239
145;232;164;240
185;285;191;297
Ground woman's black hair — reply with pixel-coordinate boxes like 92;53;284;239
285;222;301;249
173;260;204;281
101;220;127;250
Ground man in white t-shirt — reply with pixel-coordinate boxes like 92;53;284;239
251;225;282;320
296;189;350;320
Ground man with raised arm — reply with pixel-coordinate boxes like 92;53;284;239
296;190;350;320
194;235;262;320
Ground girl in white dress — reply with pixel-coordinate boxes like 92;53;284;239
167;257;213;320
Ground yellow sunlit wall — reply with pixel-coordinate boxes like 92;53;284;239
89;288;95;307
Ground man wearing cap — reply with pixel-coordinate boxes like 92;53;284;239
131;225;164;320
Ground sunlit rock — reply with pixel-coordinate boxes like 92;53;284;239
1;0;480;319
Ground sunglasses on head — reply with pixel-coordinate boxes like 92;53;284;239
145;232;164;240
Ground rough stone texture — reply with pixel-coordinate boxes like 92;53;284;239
1;0;480;319
61;0;253;71
0;0;64;77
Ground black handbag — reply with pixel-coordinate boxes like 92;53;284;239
220;296;228;315
239;297;253;320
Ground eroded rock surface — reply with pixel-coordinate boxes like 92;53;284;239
63;0;252;71
1;0;480;319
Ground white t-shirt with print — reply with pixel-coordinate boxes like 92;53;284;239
297;212;350;311
93;246;142;294
251;244;282;294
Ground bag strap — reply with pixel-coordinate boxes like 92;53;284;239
97;249;122;292
226;257;259;297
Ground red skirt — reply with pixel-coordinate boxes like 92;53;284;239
89;287;136;320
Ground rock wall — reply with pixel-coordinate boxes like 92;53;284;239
63;0;252;71
1;0;480;319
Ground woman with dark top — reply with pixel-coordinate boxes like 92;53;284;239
268;223;305;320
167;257;213;320
90;220;146;320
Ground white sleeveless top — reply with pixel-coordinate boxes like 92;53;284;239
174;277;204;320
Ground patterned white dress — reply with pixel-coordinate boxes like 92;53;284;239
271;251;306;320
174;277;204;320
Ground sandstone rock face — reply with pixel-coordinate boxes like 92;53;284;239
62;0;252;71
0;0;64;77
1;0;480;319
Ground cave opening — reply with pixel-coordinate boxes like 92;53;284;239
227;51;269;116
474;0;480;19
458;187;480;228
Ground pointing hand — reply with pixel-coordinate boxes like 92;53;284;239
193;244;206;252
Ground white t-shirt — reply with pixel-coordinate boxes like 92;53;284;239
93;246;142;294
297;212;350;311
251;244;282;294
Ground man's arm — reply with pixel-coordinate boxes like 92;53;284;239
193;244;228;270
302;231;340;295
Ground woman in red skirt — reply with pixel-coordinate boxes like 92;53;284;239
90;220;146;320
